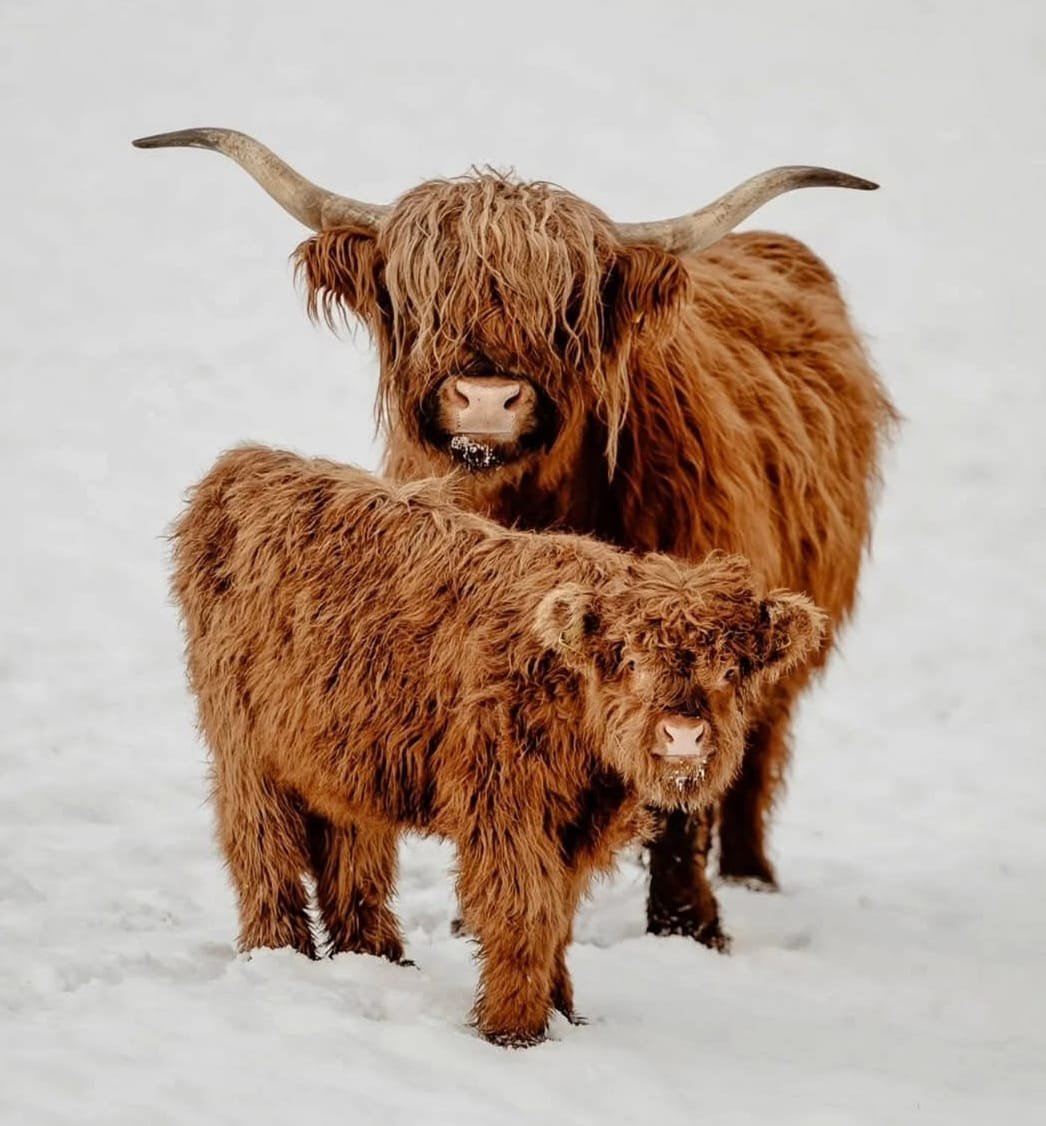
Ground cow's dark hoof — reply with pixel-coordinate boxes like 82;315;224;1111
718;848;778;891
721;872;779;894
647;912;732;952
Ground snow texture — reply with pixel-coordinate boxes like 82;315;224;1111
2;2;1044;1123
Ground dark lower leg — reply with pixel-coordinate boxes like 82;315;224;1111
306;817;405;962
646;806;728;950
718;713;790;888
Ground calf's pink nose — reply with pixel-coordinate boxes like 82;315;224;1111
658;718;707;757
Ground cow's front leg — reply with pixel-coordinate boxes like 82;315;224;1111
645;806;730;951
457;841;564;1047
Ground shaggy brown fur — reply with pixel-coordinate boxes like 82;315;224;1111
295;173;897;943
172;445;825;1046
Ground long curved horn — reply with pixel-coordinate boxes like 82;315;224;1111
131;127;389;232
615;166;878;255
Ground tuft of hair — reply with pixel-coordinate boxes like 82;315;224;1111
381;173;632;469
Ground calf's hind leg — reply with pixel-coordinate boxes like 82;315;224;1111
551;873;590;1026
306;817;406;963
214;766;315;957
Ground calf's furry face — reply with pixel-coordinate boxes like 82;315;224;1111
535;554;827;810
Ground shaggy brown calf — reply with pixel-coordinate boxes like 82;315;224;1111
172;445;825;1046
135;128;897;946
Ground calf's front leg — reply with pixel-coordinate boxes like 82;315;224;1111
456;840;566;1047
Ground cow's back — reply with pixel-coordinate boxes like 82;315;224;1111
611;231;895;633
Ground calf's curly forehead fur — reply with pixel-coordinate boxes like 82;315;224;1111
172;444;824;1045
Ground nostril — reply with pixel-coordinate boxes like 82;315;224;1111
453;379;474;409
658;719;707;756
500;383;522;412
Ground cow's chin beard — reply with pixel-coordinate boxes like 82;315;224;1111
419;383;560;474
440;427;556;474
446;433;519;472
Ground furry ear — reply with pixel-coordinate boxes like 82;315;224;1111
534;583;600;666
605;245;689;343
751;592;829;681
293;227;386;330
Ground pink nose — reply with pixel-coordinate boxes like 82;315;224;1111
445;377;530;436
656;718;707;758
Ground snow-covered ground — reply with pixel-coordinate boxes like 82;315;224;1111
2;2;1044;1122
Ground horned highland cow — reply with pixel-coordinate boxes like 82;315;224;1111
172;445;825;1045
138;127;896;946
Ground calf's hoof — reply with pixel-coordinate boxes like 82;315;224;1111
481;1026;548;1049
552;992;586;1024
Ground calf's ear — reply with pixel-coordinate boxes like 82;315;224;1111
294;227;387;331
534;583;600;667
752;592;828;681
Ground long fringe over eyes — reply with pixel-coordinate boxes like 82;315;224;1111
297;172;635;469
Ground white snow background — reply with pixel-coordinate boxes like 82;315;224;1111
2;2;1044;1122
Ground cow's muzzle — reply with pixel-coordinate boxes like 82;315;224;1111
430;374;551;470
440;376;538;439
